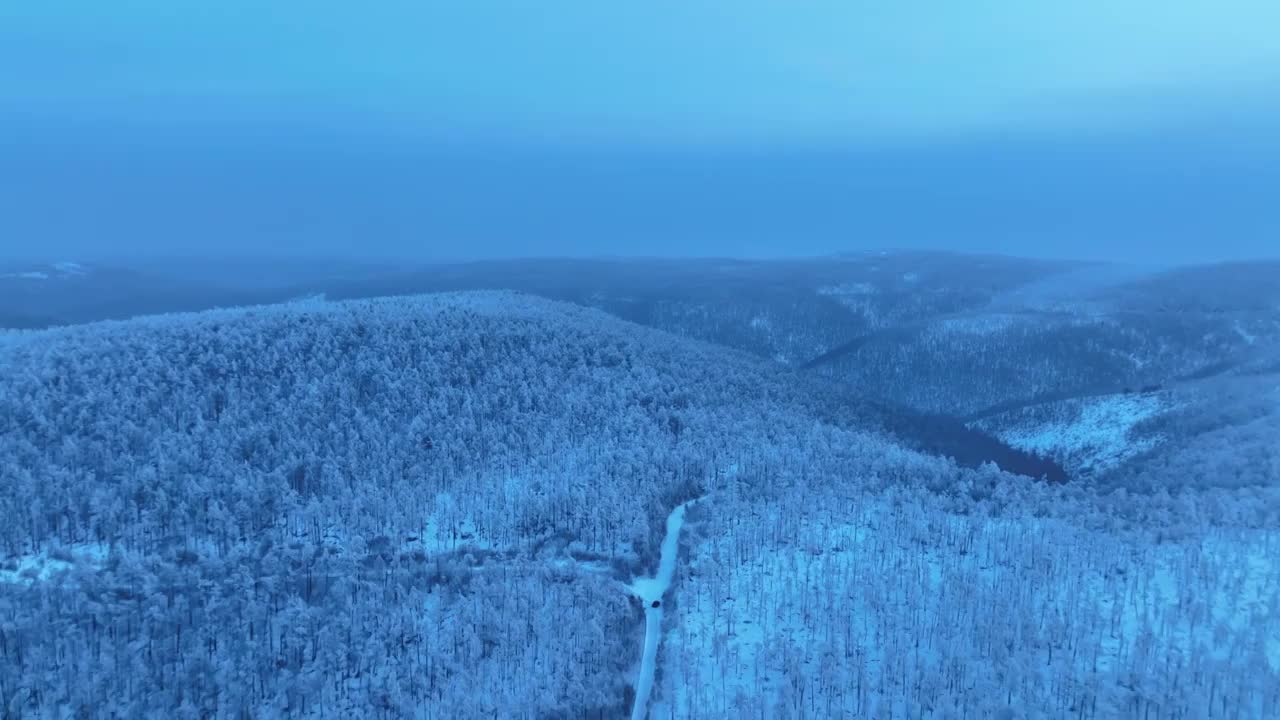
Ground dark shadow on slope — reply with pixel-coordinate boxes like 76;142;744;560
810;391;1070;483
799;330;895;370
958;356;1250;425
875;403;1070;483
798;309;1082;372
959;388;1118;424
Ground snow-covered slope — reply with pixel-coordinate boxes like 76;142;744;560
974;392;1172;477
655;478;1279;718
0;291;939;718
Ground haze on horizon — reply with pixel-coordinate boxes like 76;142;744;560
2;1;1278;265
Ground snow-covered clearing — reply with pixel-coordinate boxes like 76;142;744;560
817;282;877;298
415;515;498;554
0;543;108;586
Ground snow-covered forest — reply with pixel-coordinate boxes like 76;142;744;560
657;478;1278;718
1;283;1277;718
6;0;1280;713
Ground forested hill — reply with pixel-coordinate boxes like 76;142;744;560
321;253;1080;366
3;291;1276;717
0;291;959;717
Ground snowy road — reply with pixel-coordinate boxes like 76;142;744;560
628;499;696;720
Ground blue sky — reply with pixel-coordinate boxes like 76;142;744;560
2;2;1278;262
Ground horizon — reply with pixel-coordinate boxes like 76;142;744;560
5;247;1277;276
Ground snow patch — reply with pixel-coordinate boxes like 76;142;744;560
931;313;1022;338
53;261;88;276
417;515;495;554
1234;321;1259;345
0;543;108;586
985;394;1167;475
818;282;876;297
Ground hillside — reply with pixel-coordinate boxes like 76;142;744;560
811;306;1275;417
959;264;1280;487
0;291;955;717
655;469;1279;718
1;291;1276;718
974;363;1280;488
0;252;1077;357
4;252;1276;491
0;261;273;330
1099;261;1280;314
0;258;391;330
322;252;1080;366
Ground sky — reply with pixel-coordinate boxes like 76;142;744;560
2;1;1278;264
